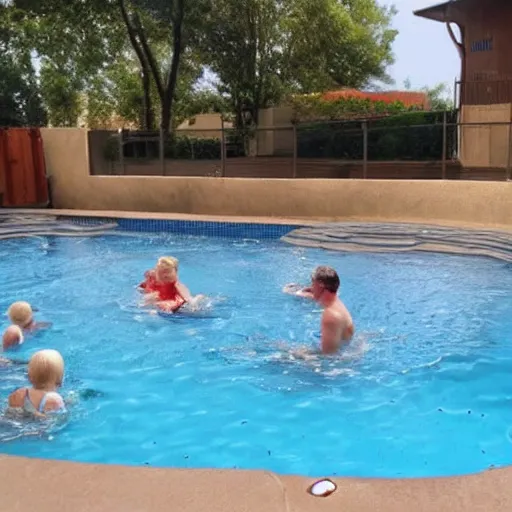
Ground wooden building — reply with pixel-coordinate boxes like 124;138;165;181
415;0;512;170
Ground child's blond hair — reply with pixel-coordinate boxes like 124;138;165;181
2;325;24;350
157;256;179;270
7;301;33;328
28;350;64;390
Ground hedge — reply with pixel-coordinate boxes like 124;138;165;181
164;135;221;159
288;93;416;122
103;133;223;161
297;111;458;161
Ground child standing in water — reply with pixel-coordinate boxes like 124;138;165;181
8;349;66;416
2;302;51;350
139;256;203;313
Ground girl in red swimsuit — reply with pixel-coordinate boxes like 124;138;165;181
139;256;195;313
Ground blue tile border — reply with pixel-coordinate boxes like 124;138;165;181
58;216;299;239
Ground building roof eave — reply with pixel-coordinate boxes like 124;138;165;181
414;0;467;23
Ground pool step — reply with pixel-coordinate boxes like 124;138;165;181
281;223;512;263
0;212;118;239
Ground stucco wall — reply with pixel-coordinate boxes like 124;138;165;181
40;128;512;227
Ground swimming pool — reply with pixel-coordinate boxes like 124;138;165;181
1;223;512;478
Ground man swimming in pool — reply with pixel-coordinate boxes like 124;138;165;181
284;266;354;354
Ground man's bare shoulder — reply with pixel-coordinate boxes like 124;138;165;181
322;307;343;324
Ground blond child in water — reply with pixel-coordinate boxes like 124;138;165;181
8;349;66;416
2;325;24;351
139;257;203;313
2;302;51;351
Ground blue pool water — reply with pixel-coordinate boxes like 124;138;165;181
0;230;512;478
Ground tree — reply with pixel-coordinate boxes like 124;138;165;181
403;79;454;111
118;0;209;134
199;0;397;128
8;0;127;126
86;56;149;129
0;54;47;127
282;0;397;92
423;83;454;111
0;2;47;126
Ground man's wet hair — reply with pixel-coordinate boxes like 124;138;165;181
312;266;340;293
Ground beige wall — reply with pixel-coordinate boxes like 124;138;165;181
40;128;512;227
460;104;512;167
176;114;233;139
257;107;294;156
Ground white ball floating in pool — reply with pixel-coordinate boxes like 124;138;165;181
308;479;337;497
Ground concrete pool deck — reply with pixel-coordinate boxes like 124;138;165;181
1;208;512;511
2;455;512;512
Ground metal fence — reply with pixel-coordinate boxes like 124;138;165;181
89;116;512;181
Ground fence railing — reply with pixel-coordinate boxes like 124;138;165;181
88;118;512;181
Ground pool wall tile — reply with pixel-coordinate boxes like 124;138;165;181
59;216;299;239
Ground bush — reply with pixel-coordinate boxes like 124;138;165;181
288;93;415;122
297;111;457;161
103;133;222;161
164;135;221;160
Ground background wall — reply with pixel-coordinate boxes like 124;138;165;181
40;128;512;227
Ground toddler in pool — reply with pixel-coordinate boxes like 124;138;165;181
8;349;66;416
2;301;51;350
139;256;204;313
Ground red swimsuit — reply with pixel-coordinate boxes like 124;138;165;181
140;272;186;312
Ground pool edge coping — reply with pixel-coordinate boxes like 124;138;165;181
3;208;512;233
0;454;510;512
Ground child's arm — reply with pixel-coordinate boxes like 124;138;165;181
142;292;160;305
42;393;66;413
176;281;193;302
158;297;186;313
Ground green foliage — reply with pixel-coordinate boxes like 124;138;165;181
7;0;127;126
39;60;82;127
199;0;397;128
288;94;414;122
297;111;457;161
103;133;221;161
0;4;47;126
164;135;221;159
84;55;153;129
403;79;455;111
0;58;47;126
12;0;125;78
281;0;397;91
2;0;400;133
198;0;286;127
422;83;454;111
122;0;212;133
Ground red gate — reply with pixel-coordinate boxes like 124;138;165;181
0;128;49;207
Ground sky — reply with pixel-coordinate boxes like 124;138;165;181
383;0;461;90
